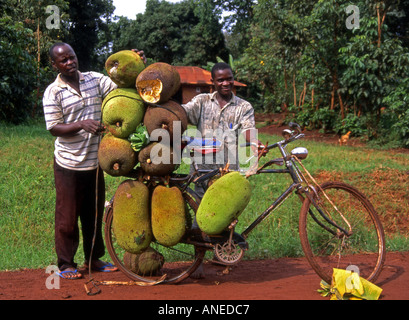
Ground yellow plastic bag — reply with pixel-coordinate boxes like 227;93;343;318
318;268;383;300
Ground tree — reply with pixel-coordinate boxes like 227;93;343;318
108;0;228;66
215;0;257;57
0;0;71;123
235;0;313;112
0;17;37;123
184;0;229;65
63;0;115;71
237;0;409;147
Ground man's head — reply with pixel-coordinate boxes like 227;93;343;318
211;62;234;99
49;42;79;78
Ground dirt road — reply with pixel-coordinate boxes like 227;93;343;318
1;251;407;301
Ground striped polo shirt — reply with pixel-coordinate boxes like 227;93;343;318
43;71;117;171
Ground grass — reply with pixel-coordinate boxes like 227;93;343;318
0;121;408;270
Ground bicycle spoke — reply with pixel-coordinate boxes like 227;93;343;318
299;182;385;284
104;188;205;284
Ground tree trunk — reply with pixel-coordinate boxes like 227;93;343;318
293;73;297;107
301;81;307;107
376;3;387;48
337;89;345;120
331;87;335;110
283;63;288;111
311;64;315;109
32;18;41;118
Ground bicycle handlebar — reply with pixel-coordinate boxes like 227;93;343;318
240;123;305;153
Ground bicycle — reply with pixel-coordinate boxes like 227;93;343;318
103;122;386;285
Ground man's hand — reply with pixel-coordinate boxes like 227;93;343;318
50;120;105;137
132;49;147;64
251;140;267;158
81;119;105;135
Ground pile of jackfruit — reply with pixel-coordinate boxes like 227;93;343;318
99;50;186;178
100;50;189;275
99;51;252;276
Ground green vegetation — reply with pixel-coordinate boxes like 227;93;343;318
2;0;409;147
1;122;408;270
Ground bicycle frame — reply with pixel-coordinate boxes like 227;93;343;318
179;127;352;243
241;134;352;240
241;138;305;239
104;122;384;284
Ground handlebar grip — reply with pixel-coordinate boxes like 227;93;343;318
240;142;261;148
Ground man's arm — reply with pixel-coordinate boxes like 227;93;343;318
49;120;104;137
240;104;266;155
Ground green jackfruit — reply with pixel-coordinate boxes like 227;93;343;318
98;133;136;177
123;247;164;276
105;50;145;88
196;172;251;235
113;180;152;253
151;185;186;247
102;88;145;138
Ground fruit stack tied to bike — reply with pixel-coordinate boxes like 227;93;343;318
99;50;186;178
99;51;188;275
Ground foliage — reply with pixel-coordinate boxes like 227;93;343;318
0;17;37;124
63;0;115;71
1;0;69;122
237;0;409;147
108;0;228;66
214;0;257;57
382;78;409;147
1;0;409;148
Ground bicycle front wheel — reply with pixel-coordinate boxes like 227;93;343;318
104;188;205;284
299;181;386;284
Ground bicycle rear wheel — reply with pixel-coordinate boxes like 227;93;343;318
104;188;205;284
299;181;386;284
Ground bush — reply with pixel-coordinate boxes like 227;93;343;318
382;79;409;148
286;105;338;133
0;17;37;124
333;113;368;137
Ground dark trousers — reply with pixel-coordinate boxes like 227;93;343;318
53;160;105;271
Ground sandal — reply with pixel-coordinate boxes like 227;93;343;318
56;268;83;280
84;260;118;272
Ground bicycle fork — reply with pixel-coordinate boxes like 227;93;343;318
301;186;352;238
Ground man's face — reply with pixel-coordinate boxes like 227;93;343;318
51;44;79;78
212;68;234;98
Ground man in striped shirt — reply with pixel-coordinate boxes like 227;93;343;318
43;42;144;279
182;62;263;197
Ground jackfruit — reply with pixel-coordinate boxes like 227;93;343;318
105;50;145;88
151;185;186;247
138;142;176;176
98;133;136;177
136;62;180;104
123;247;164;276
143;100;188;140
196;172;252;235
102;88;145;139
113;179;152;253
